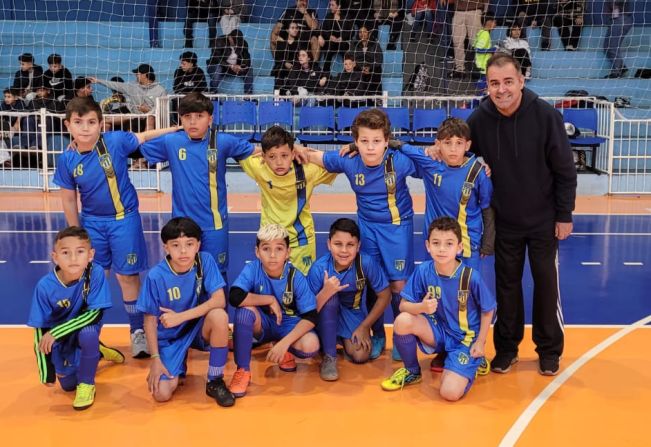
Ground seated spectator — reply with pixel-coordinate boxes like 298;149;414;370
185;0;220;48
501;23;532;78
27;77;66;114
512;0;553;50
99;76;132;129
12;53;44;100
341;0;374;31
281;49;328;96
271;22;308;90
318;0;354;73
43;54;74;101
218;0;243;36
553;0;584;51
410;0;437;42
207;29;254;94
173;51;208;94
352;26;383;95
373;0;405;50
271;0;321;62
324;53;362;106
0;88;27;168
72;77;95;101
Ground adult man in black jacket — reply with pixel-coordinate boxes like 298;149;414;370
207;29;254;94
466;54;576;376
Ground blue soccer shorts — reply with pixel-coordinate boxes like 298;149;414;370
358;217;414;281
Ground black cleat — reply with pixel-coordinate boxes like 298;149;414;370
206;377;235;407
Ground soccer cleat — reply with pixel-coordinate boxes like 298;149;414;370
430;352;447;372
229;368;251;398
72;383;96;411
391;345;402;362
381;367;422;391
131;329;150;359
476;357;490;377
490;352;519;374
320;354;339;381
538;355;560;376
99;342;125;364
369;335;386;360
206;377;235;407
279;352;297;372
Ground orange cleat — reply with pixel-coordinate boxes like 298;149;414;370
229;368;251;398
279;352;297;372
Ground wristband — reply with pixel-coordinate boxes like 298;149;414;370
151;353;160;359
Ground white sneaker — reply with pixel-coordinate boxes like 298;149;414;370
131;329;150;358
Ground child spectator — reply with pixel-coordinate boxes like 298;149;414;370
473;11;497;76
352;26;384;95
27;226;125;410
228;224;320;398
207;29;253;94
72;77;95;101
173;51;208;94
137;217;235;406
553;0;584;51
325;53;363;104
501;23;532;78
43;54;74;101
271;22;308;90
281;49;328;96
0;88;26;167
12;53;44;100
219;0;244;36
318;0;355;73
380;217;495;401
99;77;131;116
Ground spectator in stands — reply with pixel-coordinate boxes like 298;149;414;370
173;51;208;94
185;0;220;48
207;29;254;94
272;22;308;90
72;77;95;102
409;0;437;42
325;52;362;102
27;77;66;114
218;0;244;36
43;54;74;101
319;0;355;73
473;11;497;76
434;0;454;57
341;0;374;31
12;53;44;100
271;0;321;62
0;88;26;168
373;0;405;50
552;1;584;51
147;0;160;48
511;0;553;50
501;23;532;79
603;0;633;78
352;25;383;95
99;77;131;116
281;49;328;96
451;0;487;77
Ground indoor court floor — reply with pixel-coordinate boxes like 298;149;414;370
0;192;649;446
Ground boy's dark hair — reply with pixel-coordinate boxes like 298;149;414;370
437;117;471;141
178;92;214;116
486;53;522;75
427;217;462;243
328;218;360;240
54;226;91;244
343;52;355;62
352;108;391;141
161;217;203;243
261;125;294;152
65;97;103;122
508;22;527;39
482;10;496;26
47;53;62;65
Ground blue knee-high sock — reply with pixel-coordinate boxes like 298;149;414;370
123;300;144;333
207;346;228;380
367;287;386;338
233;308;255;371
318;296;339;357
77;325;100;385
393;333;420;375
289;347;319;359
58;374;78;391
390;292;401;320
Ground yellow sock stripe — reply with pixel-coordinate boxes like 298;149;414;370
49;309;101;339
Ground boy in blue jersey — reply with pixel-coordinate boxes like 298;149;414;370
27;227;125;411
239;126;337;274
308;218;391;381
303;108;417;361
140;92;257;278
54;97;179;359
137;217;235;407
380;217;496;401
228;224;320;398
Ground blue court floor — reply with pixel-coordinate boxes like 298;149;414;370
1;212;650;325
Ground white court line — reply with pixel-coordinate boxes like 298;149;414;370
29;260;50;264
623;262;644;266
581;262;602;266
499;313;651;447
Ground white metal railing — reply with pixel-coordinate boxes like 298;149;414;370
609;116;651;194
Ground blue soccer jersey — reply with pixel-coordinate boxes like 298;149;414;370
232;260;316;321
401;260;496;346
323;148;416;224
401;145;493;256
27;261;112;328
140;129;255;231
307;253;389;310
136;252;226;342
53;131;140;220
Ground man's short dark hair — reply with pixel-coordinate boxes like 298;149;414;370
54;226;90;244
261;126;294;152
437;117;471;141
178;92;214;116
329;218;360;240
47;53;63;65
427;217;462;243
161;217;203;243
65;97;103;122
486;53;522;75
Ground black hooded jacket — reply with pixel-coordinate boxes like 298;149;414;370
467;88;577;234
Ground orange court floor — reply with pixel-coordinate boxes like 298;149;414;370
1;192;650;446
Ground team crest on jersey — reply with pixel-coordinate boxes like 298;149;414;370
384;172;396;187
457;352;469;365
461;181;473;198
259;285;264;292
394;260;405;271
457;290;469;312
56;299;71;309
207;148;218;171
302;256;312;267
98;153;116;178
126;253;137;265
218;252;227;265
282;291;294;306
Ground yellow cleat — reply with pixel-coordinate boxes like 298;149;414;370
476;357;490;377
99;342;125;364
72;383;96;411
380;367;422;391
